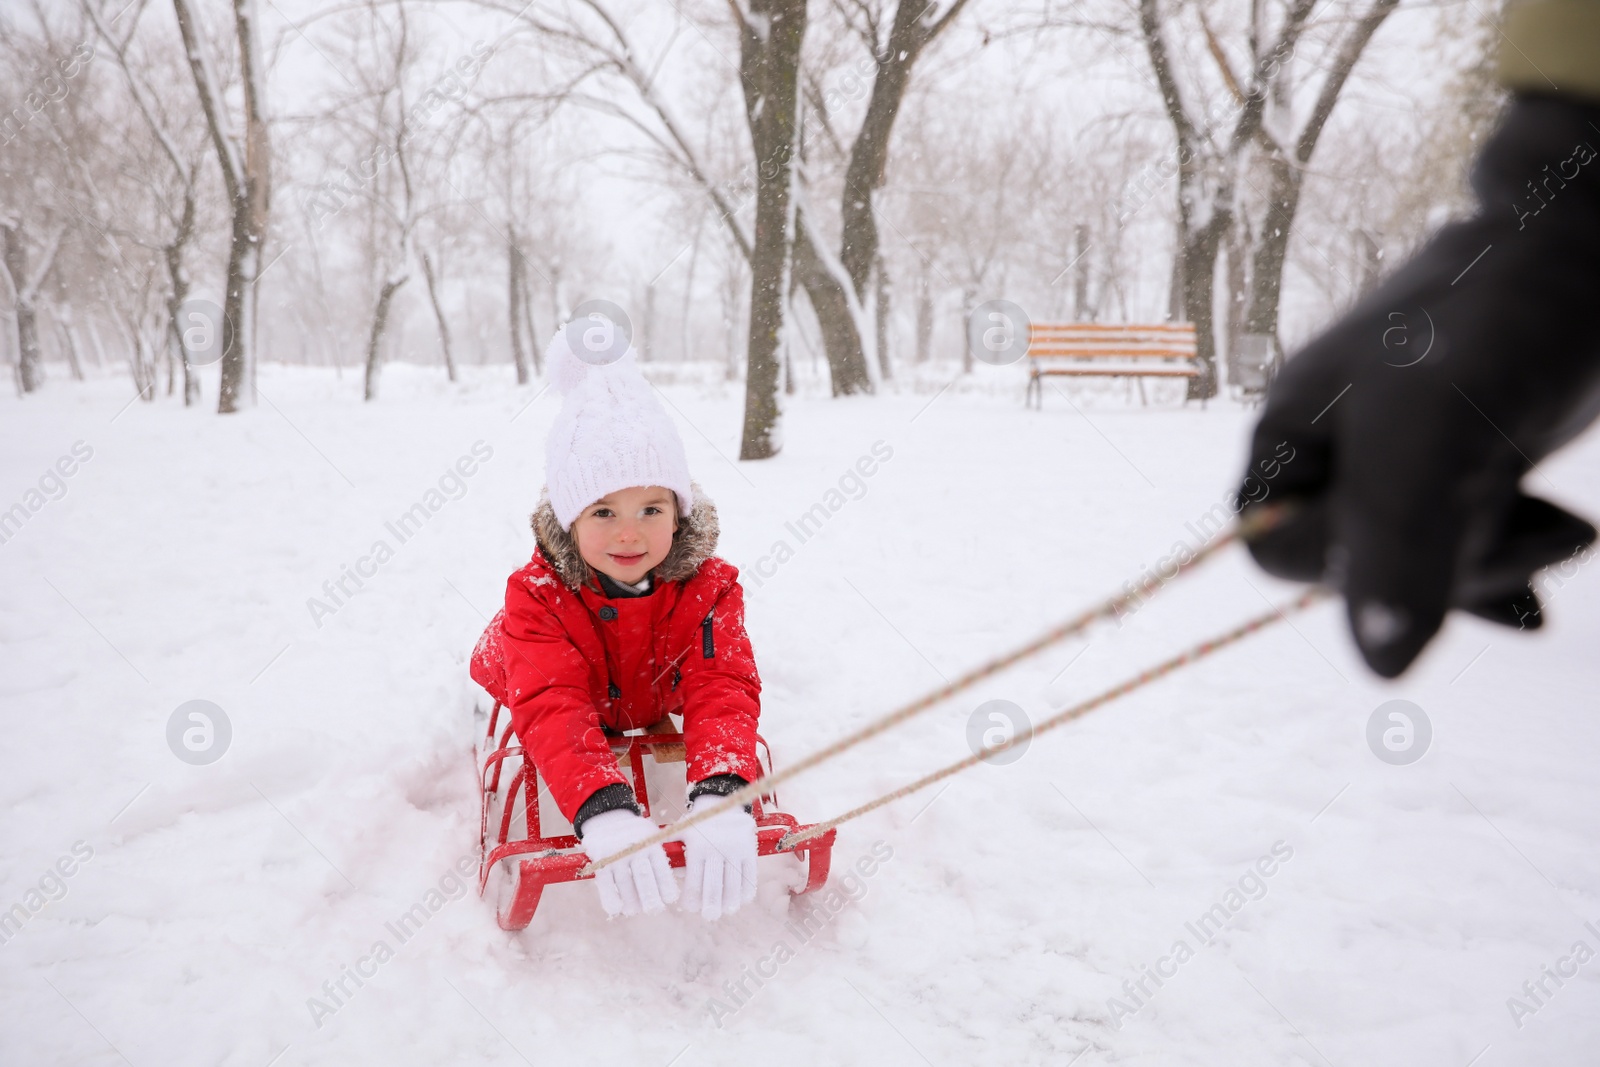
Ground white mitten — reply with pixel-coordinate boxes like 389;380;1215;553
675;795;758;920
579;809;679;917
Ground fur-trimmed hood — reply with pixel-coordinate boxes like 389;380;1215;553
530;483;720;591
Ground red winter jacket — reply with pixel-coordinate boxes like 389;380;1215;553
469;492;762;822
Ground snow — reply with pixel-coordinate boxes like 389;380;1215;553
4;362;1600;1065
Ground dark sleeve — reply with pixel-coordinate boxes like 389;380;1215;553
687;772;753;813
573;783;641;839
1498;1;1600;103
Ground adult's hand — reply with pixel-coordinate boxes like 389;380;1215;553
1242;94;1600;677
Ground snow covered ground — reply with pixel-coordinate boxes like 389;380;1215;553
4;362;1599;1066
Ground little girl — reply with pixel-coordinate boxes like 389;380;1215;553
470;327;762;921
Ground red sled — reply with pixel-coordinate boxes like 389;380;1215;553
476;701;837;930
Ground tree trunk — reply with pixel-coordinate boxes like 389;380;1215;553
86;320;109;368
90;3;203;404
1242;153;1298;341
165;189;200;406
218;211;260;411
2;220;45;393
3;311;15;396
520;250;540;374
874;251;891;381
1358;229;1384;294
60;319;85;382
1139;0;1319;402
960;285;977;374
420;250;457;383
237;0;270;409
363;275;408;401
736;0;807;460
722;258;743;382
806;0;970;395
914;268;932;364
1242;0;1400;346
1179;215;1228;400
1073;223;1091;320
791;213;873;395
837;0;971;301
726;10;871;399
837;58;907;302
173;0;272;415
131;335;148;401
121;314;156;402
1166;252;1184;323
507;234;529;384
1224;216;1251;358
164;319;177;395
140;332;158;401
165;290;197;406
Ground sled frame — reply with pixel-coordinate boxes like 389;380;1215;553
476;701;836;930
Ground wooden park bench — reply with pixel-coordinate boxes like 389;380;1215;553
1024;322;1202;408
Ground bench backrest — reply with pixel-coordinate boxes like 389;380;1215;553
1027;323;1197;360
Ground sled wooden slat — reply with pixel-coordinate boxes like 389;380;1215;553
1026;322;1201;407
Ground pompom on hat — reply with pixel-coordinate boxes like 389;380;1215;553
541;321;694;530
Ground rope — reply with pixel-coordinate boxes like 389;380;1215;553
575;505;1291;878
777;586;1330;849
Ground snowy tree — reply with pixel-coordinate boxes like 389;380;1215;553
0;216;65;394
794;0;973;392
1136;0;1319;399
1232;0;1403;359
85;0;213;406
733;0;807;459
171;0;272;413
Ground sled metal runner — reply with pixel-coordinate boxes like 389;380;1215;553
476;700;836;930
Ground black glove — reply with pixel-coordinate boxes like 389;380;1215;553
1242;93;1600;677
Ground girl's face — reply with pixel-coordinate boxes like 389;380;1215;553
571;485;679;586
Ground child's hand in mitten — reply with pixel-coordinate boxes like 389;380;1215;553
579;809;680;917
674;795;758;921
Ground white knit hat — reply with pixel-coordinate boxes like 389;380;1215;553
542;324;694;530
